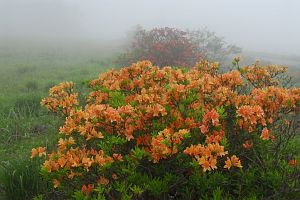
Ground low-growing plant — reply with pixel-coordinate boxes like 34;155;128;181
32;60;300;199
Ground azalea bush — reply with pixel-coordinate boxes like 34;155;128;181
32;60;300;199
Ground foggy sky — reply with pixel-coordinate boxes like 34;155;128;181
0;0;300;55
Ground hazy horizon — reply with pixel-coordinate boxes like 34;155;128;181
0;0;300;56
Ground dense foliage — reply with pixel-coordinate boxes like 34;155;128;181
32;60;300;199
116;27;241;67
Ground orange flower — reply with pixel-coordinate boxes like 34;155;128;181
198;156;211;172
231;155;242;168
200;124;208;134
112;153;123;161
268;118;273;124
57;157;67;167
67;171;75;179
260;128;270;140
31;147;46;158
81;184;93;195
224;155;242;169
31;148;39;158
183;144;203;156
224;157;232;169
53;179;60;188
289;159;297;167
209;157;217;170
58;137;75;151
82;157;93;169
242;140;253;149
136;134;151;146
202;109;220;127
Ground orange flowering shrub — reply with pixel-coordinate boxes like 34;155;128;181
33;60;300;199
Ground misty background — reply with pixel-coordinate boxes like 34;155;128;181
0;0;300;64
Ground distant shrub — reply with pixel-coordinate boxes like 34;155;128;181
33;60;300;199
116;26;241;67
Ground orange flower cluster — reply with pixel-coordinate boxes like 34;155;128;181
41;81;78;115
251;86;300;117
224;155;243;169
41;148;114;173
31;147;46;158
184;143;230;172
33;60;300;190
200;109;220;134
150;128;189;162
241;64;287;88
195;60;219;75
236;105;266;132
81;184;93;195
